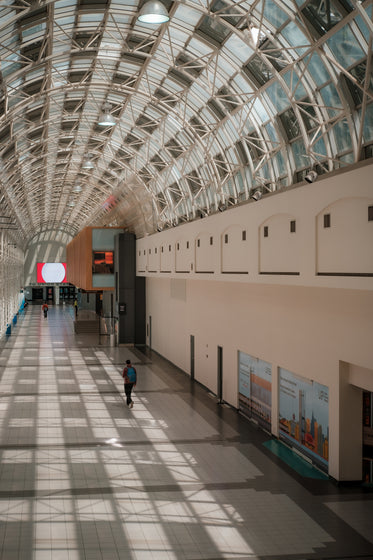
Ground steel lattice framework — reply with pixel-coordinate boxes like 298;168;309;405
0;0;372;247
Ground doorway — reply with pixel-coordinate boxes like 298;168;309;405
148;315;152;349
190;335;195;380
363;391;373;484
217;345;223;403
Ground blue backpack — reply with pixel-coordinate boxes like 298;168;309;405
125;366;136;383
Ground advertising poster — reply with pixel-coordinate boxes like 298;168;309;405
279;368;329;471
238;351;272;431
37;262;67;283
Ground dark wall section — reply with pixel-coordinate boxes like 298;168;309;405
115;232;145;345
135;276;146;345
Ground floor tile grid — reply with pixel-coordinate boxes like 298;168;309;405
0;306;373;559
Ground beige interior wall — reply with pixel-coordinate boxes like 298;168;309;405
139;162;373;482
145;277;373;481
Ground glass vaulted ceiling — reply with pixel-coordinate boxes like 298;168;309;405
0;0;372;245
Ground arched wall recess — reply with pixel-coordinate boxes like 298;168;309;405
221;224;250;274
316;197;373;276
259;214;300;275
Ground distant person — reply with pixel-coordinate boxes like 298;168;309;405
41;301;48;318
74;298;78;317
122;359;137;409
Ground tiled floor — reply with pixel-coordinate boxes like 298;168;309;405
0;305;373;560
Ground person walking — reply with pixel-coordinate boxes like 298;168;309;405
41;301;48;318
122;359;136;408
74;298;78;317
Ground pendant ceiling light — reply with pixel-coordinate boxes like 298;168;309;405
137;0;170;24
82;154;94;169
98;104;116;127
305;170;318;183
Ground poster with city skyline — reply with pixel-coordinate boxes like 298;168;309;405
279;368;329;471
238;351;272;432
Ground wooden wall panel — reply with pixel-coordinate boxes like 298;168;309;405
66;227;92;290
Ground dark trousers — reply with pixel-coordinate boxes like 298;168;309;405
124;383;134;405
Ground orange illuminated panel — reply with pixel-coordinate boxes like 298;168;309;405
92;251;114;274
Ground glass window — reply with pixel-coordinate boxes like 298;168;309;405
197;15;231;44
311;134;327;157
303;53;331;87
362;104;373;143
281;22;310;55
319;83;343;117
283;70;307;100
262;0;289;27
332;119;353;152
245;55;274;86
253;98;270;122
326;25;365;67
291;138;307;167
302;0;346;35
265;82;290;112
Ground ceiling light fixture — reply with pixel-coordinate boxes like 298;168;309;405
82;154;94;169
137;0;170;24
250;188;263;201
98;103;116;127
305;170;318;183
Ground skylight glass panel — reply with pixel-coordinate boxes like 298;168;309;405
224;36;254;64
275;150;287;174
173;5;202;28
189;82;211;105
319;83;343;117
253;98;270;122
98;42;122;61
55;0;78;9
168;27;191;48
21;23;46;41
24;68;45;82
117;60;142;75
224;118;240;142
291;138;307;167
70;59;92;71
282;70;307;100
79;14;105;24
245;55;274;86
1;60;22;79
281;21;310;55
325;25;365;67
232;74;255;96
262;0;290;27
188;37;216;57
265;81;290;112
303;53;331;87
311;134;327;157
354;7;373;41
200;106;219;125
219;50;242;76
332;119;352;152
265;121;279;144
197;14;232;45
302;0;345;35
0;26;17;49
54;16;75;28
362;104;373;142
